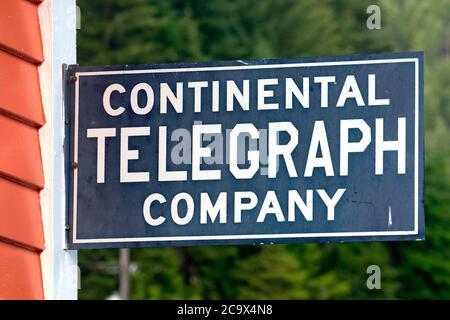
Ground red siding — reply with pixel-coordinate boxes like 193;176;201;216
0;241;44;300
0;115;45;189
0;178;45;251
0;0;46;300
0;50;45;127
0;0;44;64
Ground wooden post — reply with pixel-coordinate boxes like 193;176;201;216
119;248;130;300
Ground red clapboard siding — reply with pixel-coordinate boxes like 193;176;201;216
0;114;44;189
0;0;44;64
0;241;44;300
0;50;45;127
0;0;46;300
0;178;45;250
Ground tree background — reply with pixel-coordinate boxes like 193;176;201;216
76;0;450;299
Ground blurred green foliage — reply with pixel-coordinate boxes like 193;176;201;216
76;0;450;299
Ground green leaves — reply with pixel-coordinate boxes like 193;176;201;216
77;0;450;300
77;0;204;65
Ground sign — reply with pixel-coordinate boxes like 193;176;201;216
66;52;424;249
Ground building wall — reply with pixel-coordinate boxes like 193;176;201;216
0;0;47;300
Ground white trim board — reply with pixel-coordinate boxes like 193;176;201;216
39;0;78;299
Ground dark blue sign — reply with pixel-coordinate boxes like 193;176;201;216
66;52;424;249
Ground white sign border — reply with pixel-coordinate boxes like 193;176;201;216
71;57;420;244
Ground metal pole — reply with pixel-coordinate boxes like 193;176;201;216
119;248;130;300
